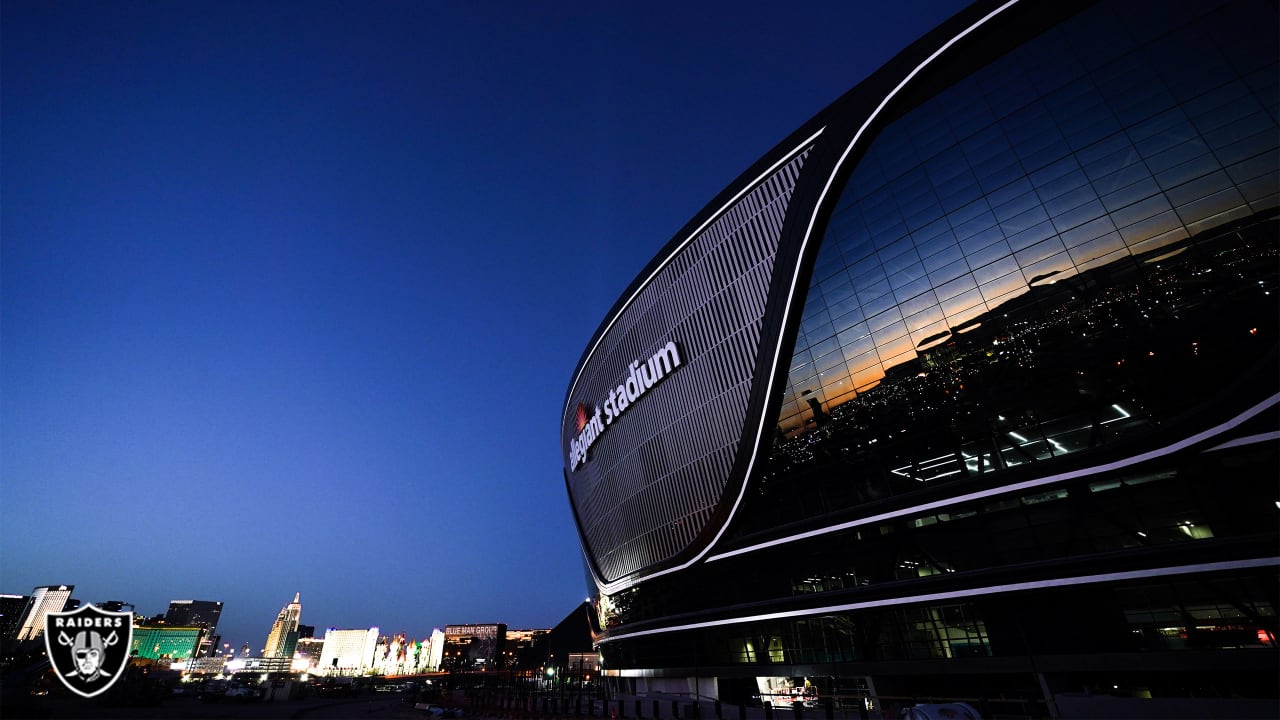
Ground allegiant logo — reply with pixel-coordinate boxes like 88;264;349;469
569;341;683;470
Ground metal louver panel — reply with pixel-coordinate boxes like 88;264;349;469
563;148;811;584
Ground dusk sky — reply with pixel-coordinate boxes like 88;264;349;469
2;0;969;650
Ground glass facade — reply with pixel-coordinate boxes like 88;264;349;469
568;0;1278;715
760;0;1277;527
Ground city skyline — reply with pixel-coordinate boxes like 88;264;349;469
1;0;971;647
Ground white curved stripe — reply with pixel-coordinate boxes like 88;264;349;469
592;0;1023;596
598;557;1280;644
709;392;1280;563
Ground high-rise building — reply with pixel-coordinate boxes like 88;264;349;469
131;625;204;663
263;592;301;658
164;599;222;630
561;1;1278;717
14;585;74;641
165;599;222;657
318;627;379;676
0;594;30;640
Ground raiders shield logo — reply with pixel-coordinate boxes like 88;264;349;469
44;604;133;698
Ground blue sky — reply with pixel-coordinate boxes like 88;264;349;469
2;0;969;649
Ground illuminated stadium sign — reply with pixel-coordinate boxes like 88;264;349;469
569;341;683;470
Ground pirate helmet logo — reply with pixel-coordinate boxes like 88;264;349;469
44;604;133;698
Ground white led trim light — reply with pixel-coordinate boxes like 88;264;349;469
710;392;1279;563
598;557;1280;644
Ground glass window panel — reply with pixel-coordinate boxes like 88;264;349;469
1029;154;1082;189
1034;166;1091;201
1126;225;1189;256
1002;103;1055;147
840;334;875;365
1118;209;1184;247
1092;162;1157;196
881;245;922;275
810;335;841;362
937;176;984;213
952;211;999;243
845;347;879;376
1052;198;1108;234
904;303;946;333
975;156;1024;191
819;268;856;302
1152;152;1221;191
788;348;812;376
1043;183;1099;217
1074;246;1131;274
931;269;977;302
911;319;953;349
964;239;1013;272
1000;204;1051;236
1164;170;1235;207
887;262;927;291
1177;188;1249;229
1127;106;1192;146
1244;66;1280;114
928;257;972;287
802;319;835;346
1212;128;1277;166
1014;236;1067;267
922;242;964;274
1019;139;1073;173
871;319;908;347
1185;81;1256;133
1185;203;1254;236
1239;172;1280;207
991;187;1040;223
904;202;946;233
815;347;848;375
867;307;904;334
971;254;1022;286
849;256;885;285
826;293;863;323
985;177;1035;211
877;339;917;368
1020;251;1077;286
941;286;986;320
1076;129;1134;166
1204;111;1276;153
899;287;942;320
1005;219;1057;253
851;365;885;393
948;197;993;226
1226;149;1280;186
861;290;899;321
1067;231;1126;266
1100;176;1162;213
1064;113;1123;151
1083;144;1143;182
1110;193;1173;229
1059;214;1118;250
979;272;1027;303
855;269;891;297
1144;138;1211;174
830;306;866;338
893;276;935;305
914;227;957;263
